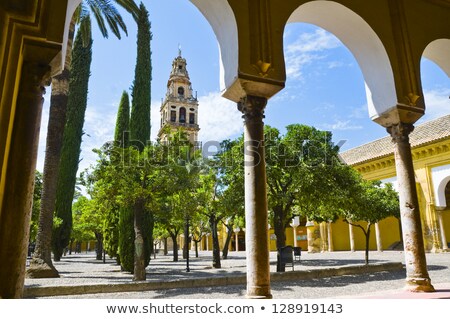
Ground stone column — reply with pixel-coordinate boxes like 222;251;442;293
348;221;355;252
292;226;298;247
327;222;334;252
0;62;49;298
234;228;240;252
320;222;328;252
437;208;448;250
426;202;442;252
375;222;383;252
387;123;434;292
306;221;321;253
238;95;271;299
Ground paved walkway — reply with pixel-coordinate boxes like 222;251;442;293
25;250;450;299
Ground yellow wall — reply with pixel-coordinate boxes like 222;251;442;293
331;220;350;251
378;216;402;249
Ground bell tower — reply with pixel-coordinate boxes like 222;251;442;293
158;50;200;144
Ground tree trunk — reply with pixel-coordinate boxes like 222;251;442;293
164;237;168;255
222;224;233;259
53;23;93;261
183;218;189;259
95;232;103;261
365;223;371;265
273;206;286;250
170;232;179;262
194;240;199;258
26;18;75;279
133;198;146;281
209;215;221;268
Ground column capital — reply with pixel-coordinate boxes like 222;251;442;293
21;61;51;99
387;122;414;143
237;95;267;122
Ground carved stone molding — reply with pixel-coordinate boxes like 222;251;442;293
237;95;267;122
387;122;415;143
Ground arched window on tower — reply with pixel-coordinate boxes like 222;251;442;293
170;110;176;122
189;113;195;124
178;86;184;97
179;107;186;123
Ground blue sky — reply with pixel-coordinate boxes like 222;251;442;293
37;0;449;174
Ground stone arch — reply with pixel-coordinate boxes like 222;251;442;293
432;165;450;208
189;0;238;92
422;39;450;78
179;107;186;123
286;1;397;121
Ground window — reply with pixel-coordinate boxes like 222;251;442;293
189;113;195;124
179;107;186;123
178;86;184;97
170;110;176;122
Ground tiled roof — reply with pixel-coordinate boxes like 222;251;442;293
340;114;450;165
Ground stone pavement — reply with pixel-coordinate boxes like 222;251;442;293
24;250;450;299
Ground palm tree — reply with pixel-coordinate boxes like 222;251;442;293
27;0;139;278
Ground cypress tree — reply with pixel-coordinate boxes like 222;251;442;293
118;207;134;271
130;3;151;151
128;3;152;280
52;17;93;261
105;91;130;264
114;91;130;148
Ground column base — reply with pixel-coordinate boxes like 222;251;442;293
246;286;273;299
405;278;435;292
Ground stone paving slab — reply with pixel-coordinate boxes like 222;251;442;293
24;250;450;299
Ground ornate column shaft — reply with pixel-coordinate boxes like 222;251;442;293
0;62;49;298
238;95;271;299
387;123;434;292
437;209;448;250
327;222;334;252
235;231;239;252
292;226;298;247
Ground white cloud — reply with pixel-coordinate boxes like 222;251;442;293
328;61;344;69
420;88;450;122
197;92;243;143
319;119;363;131
285;29;342;80
78;105;117;172
350;103;369;119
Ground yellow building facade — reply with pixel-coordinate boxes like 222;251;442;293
340;115;450;252
204;115;450;254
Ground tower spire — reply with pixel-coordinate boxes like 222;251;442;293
158;51;200;144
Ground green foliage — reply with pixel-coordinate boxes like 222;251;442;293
52;18;93;260
75;0;140;44
118;207;134;272
29;171;43;244
130;3;152;151
71;196;98;243
344;180;400;224
217;124;348;249
343;179;400;264
114;91;130;147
